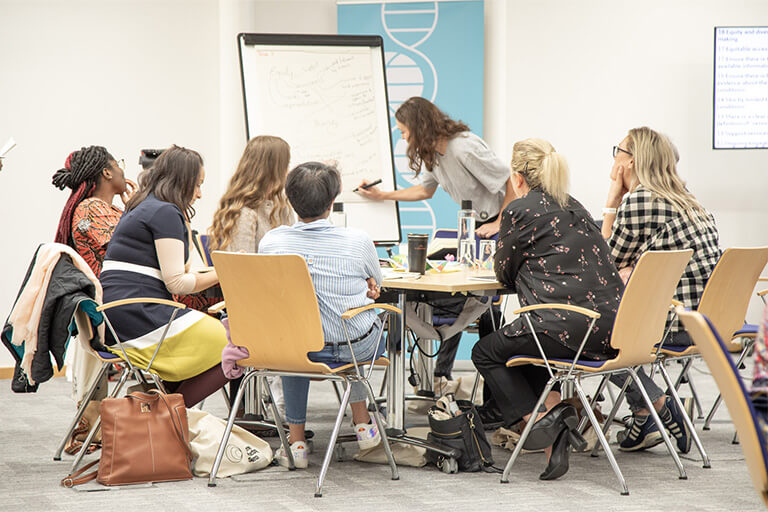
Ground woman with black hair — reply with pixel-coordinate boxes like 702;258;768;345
100;145;228;407
52;145;135;276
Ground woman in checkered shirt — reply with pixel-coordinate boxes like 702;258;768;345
602;126;721;453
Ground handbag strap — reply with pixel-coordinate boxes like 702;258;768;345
128;390;193;461
61;460;98;487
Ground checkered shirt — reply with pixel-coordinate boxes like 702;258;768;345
608;187;721;330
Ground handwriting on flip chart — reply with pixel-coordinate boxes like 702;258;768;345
245;48;384;200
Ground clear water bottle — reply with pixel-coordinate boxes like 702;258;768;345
330;202;347;227
458;199;476;267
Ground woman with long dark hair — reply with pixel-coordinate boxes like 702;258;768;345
100;145;228;407
356;96;513;238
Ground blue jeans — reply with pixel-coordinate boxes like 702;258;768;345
282;319;385;424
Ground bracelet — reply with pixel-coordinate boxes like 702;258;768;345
602;207;617;215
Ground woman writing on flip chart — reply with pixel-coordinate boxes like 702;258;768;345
355;96;514;238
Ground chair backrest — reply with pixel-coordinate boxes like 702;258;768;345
212;251;330;373
697;247;768;345
196;233;214;267
609;250;693;367
678;308;768;506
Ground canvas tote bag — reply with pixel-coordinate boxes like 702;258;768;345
187;408;272;477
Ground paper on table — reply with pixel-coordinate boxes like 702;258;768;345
0;137;16;158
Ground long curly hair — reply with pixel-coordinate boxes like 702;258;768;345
208;136;291;251
395;97;469;175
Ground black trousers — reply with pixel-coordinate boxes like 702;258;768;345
472;329;575;426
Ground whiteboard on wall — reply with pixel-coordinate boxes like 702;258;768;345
238;33;401;244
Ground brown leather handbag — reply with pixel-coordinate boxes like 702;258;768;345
62;390;193;487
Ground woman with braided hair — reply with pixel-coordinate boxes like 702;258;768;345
52;145;135;276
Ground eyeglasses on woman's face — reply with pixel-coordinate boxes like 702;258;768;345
612;145;632;158
115;158;126;171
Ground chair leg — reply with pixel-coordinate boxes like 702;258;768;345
686;372;704;419
577;375;608;435
627;368;687;480
262;375;294;469
71;367;131;472
703;395;722;431
54;362;112;461
704;341;753;429
470;371;481;404
591;373;630;457
315;379;352;498
658;363;711;468
573;378;629;495
363;379;399;481
673;358;694;390
378;366;388;398
220;387;231;413
209;371;260;487
500;379;556;483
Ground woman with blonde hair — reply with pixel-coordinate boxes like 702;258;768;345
209;135;294;253
602;126;720;453
472;138;623;480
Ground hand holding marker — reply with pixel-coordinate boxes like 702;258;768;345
353;179;382;193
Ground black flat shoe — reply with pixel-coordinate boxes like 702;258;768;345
539;427;571;480
524;403;579;450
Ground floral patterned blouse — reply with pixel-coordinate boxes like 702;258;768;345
71;197;123;276
494;189;624;359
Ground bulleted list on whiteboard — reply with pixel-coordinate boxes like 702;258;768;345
714;27;768;149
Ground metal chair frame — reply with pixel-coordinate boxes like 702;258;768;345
500;250;694;495
207;252;399;497
54;298;186;472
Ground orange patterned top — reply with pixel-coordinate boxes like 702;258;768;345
71;197;123;276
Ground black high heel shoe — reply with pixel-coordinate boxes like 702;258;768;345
539;428;588;480
524;403;579;450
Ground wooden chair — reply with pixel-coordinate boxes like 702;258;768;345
208;252;399;497
693;252;768;430
500;250;693;495
678;308;768;508
55;297;187;472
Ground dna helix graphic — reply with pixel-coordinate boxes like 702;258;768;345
381;1;440;237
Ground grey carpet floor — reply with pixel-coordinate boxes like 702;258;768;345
0;361;763;511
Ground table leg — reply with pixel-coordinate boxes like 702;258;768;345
415;303;435;397
386;291;407;434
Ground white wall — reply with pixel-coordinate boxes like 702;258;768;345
0;0;221;367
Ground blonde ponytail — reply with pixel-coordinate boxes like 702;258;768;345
511;138;570;207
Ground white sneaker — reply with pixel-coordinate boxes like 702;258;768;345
355;422;381;450
275;441;308;469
